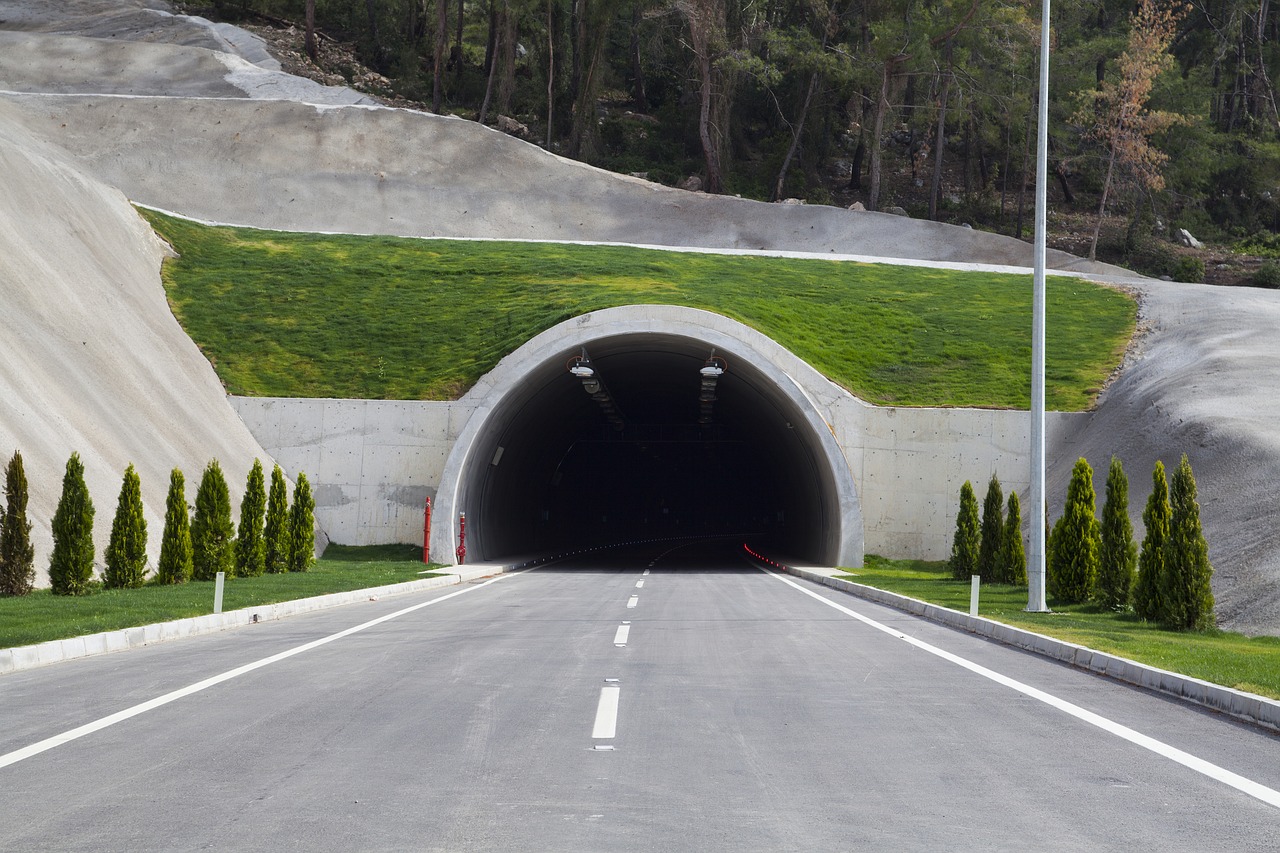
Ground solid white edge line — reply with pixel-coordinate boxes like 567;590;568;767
0;570;532;770
592;685;621;739
761;567;1280;810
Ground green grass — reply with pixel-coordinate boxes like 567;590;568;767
0;544;441;649
841;555;1280;700
141;209;1136;410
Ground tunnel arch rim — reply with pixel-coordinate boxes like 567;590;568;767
430;305;863;568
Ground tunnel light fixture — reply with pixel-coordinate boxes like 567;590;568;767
698;352;728;425
568;350;624;431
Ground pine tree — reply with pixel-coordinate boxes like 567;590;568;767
190;459;234;581
1048;458;1100;604
103;464;148;589
977;474;1004;582
156;468;193;585
0;450;36;596
287;472;316;573
1162;454;1215;630
1134;461;1170;622
998;491;1027;586
1096;456;1137;610
263;464;290;574
49;452;95;595
949;481;980;580
235;459;267;578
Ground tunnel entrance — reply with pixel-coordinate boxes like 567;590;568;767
432;308;862;567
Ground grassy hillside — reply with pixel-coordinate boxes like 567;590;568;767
143;209;1136;410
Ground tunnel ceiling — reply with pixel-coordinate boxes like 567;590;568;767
456;330;847;566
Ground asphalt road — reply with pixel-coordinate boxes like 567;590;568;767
1;541;1277;851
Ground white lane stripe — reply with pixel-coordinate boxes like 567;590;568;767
626;595;639;608
0;570;531;771
635;580;645;588
762;568;1280;810
592;686;621;738
642;569;650;576
613;625;631;645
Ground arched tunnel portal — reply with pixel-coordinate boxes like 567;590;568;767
431;307;863;567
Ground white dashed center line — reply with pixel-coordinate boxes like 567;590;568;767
613;624;631;646
593;685;621;739
627;595;639;608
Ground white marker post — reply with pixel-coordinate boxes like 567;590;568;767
213;571;225;615
970;575;981;617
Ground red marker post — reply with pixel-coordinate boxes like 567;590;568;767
422;497;432;564
455;512;467;565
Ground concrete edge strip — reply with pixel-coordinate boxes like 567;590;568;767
783;566;1280;733
0;566;507;676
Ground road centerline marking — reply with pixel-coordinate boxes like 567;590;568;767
761;567;1280;810
592;685;621;739
0;570;532;771
626;595;639;608
613;624;631;646
635;580;645;588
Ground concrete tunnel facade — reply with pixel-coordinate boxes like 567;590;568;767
430;306;864;567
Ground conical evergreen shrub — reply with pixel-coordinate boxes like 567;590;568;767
49;452;95;595
0;450;36;596
1095;456;1137;610
998;491;1027;585
977;475;1004;582
287;472;316;573
1162;454;1215;630
156;468;193;585
235;459;267;578
1134;461;1170;622
191;459;234;581
104;464;148;589
949;481;980;580
1048;458;1099;604
263;464;290;574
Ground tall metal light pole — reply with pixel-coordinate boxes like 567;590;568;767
1028;0;1052;612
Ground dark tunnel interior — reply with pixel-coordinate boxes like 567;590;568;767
461;334;842;565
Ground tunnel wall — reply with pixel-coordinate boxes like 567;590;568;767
233;307;1087;565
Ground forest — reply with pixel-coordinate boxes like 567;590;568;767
200;0;1280;279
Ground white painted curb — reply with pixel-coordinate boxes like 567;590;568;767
784;566;1280;732
0;566;504;675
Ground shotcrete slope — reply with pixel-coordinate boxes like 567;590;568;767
2;0;1280;633
0;103;272;585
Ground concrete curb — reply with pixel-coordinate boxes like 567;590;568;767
0;566;503;676
784;566;1280;733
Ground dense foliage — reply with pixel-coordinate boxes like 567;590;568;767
287;473;316;573
236;459;267;578
104;464;148;589
977;474;1003;582
264;464;291;574
0;450;35;596
997;490;1026;586
1095;455;1136;610
1162;454;1215;630
1048;457;1100;604
157;468;194;585
948;480;979;580
207;0;1280;251
191;460;235;581
1134;460;1170;622
49;453;95;595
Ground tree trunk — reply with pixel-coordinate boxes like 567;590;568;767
304;0;317;62
547;0;556;149
1089;146;1118;261
432;0;449;113
929;48;952;221
774;72;819;201
868;60;893;211
848;134;865;190
454;0;465;75
1016;91;1034;239
698;49;723;193
630;2;648;110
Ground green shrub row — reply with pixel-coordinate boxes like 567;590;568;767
0;450;316;597
949;454;1214;631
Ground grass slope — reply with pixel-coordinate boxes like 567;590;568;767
0;545;437;649
142;210;1136;410
843;556;1280;700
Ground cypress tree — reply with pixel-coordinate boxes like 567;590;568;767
287;472;316;572
0;450;36;596
977;475;1004;582
104;464;148;589
998;491;1027;585
1048;458;1100;604
190;459;234;581
1134;461;1170;622
156;468;193;585
949;481;980;580
1162;454;1215;630
235;459;267;578
263;464;290;574
49;452;95;595
1096;456;1137;610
